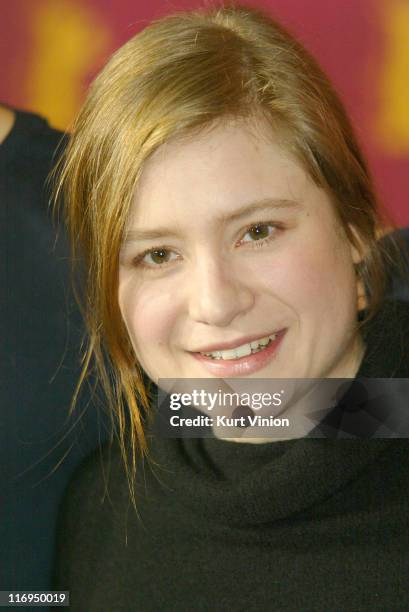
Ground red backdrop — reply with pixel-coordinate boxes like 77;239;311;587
1;0;408;224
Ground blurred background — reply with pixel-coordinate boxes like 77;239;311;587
1;0;408;224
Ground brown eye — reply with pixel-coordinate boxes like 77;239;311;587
244;224;273;242
154;249;169;263
144;249;171;265
140;248;179;267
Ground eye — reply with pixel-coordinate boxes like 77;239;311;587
240;223;277;243
136;247;179;268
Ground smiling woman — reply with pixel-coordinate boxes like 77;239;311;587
118;120;364;383
53;4;409;610
55;4;389;456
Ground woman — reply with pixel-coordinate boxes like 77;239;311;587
54;5;409;610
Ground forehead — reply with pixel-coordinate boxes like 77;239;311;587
127;119;330;230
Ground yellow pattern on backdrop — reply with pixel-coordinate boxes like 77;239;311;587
375;0;409;154
24;0;111;130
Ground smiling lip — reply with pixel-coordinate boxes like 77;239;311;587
190;329;286;377
190;330;282;354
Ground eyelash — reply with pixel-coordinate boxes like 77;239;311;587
132;222;284;270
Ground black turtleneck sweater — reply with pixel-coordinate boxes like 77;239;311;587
54;301;409;611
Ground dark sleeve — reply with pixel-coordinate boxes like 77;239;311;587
0;108;110;593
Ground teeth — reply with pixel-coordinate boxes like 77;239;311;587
235;343;252;358
201;333;277;360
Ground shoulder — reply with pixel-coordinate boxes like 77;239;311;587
55;431;167;544
0;105;66;169
0;106;68;218
376;299;409;333
53;441;129;587
55;437;159;542
359;299;409;377
58;440;127;517
377;300;409;342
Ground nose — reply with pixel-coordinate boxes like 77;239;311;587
187;256;254;327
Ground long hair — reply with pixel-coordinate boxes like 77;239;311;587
53;4;400;497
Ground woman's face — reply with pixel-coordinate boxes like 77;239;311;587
118;120;363;384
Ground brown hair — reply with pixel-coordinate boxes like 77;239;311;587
54;3;400;493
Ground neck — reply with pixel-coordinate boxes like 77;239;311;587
214;329;366;444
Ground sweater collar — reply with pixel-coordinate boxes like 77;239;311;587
150;300;408;526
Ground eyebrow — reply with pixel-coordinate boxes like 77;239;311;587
122;198;302;244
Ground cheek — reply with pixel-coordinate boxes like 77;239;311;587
248;236;356;309
118;278;179;353
305;245;357;314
